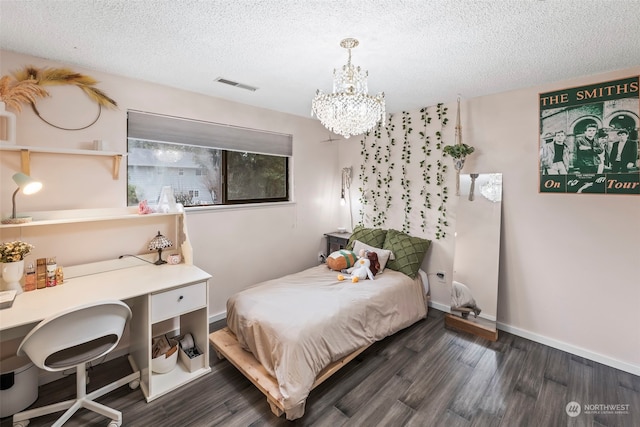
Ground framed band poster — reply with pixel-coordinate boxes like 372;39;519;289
539;76;639;194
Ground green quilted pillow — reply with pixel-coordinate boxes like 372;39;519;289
346;225;387;251
383;229;431;279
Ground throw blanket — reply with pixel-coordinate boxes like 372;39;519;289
226;265;427;419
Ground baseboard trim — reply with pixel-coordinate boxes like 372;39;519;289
209;311;226;323
428;300;450;313
426;303;638;375
496;322;639;376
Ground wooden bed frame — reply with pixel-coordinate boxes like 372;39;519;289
208;327;371;417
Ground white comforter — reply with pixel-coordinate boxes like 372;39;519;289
226;265;427;419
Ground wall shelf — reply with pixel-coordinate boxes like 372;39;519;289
0;207;181;229
0;144;126;179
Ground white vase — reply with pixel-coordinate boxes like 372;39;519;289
2;260;25;294
0;101;17;145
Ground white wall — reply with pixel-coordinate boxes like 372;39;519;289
0;50;340;319
338;67;640;374
470;68;639;375
2;50;638;375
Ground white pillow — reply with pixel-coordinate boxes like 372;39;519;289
352;240;393;273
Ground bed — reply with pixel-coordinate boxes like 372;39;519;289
209;262;429;420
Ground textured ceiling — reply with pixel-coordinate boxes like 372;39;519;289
1;0;639;119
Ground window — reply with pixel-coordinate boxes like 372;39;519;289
226;151;288;202
127;111;292;207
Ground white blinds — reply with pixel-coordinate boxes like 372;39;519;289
127;110;292;157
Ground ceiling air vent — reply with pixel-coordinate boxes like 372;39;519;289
214;77;258;92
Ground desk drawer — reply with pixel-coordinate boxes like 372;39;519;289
151;282;206;323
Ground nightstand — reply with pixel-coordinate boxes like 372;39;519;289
324;231;352;256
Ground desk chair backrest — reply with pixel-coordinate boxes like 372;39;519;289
17;300;131;372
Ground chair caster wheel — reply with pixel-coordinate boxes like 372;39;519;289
13;421;30;427
129;379;140;389
107;421;122;427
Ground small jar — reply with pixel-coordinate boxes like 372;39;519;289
55;266;64;285
46;257;57;287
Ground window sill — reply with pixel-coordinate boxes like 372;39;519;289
184;201;296;214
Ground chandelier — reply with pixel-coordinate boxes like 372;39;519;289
311;38;385;139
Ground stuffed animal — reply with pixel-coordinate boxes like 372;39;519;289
350;257;374;281
326;250;358;271
338;256;375;283
366;251;381;277
346;250;381;276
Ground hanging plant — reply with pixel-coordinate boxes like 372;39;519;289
442;143;475;159
444;97;474;195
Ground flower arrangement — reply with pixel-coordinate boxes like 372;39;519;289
0;241;35;263
442;143;475;159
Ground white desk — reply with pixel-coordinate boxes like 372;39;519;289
0;257;212;402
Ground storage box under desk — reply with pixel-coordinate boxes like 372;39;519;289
178;345;204;373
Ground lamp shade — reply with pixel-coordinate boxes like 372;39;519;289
12;173;42;195
1;173;43;224
148;231;172;251
148;231;173;265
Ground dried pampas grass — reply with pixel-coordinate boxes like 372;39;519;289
12;65;118;109
0;75;49;112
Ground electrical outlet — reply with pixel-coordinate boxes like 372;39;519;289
436;271;446;282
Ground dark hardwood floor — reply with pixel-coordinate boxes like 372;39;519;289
2;309;638;426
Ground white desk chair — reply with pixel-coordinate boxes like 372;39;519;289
12;300;140;427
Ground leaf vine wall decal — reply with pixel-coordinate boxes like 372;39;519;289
400;111;413;233
435;103;449;239
419;107;433;233
354;102;450;240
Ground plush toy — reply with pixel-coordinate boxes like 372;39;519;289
350;257;374;281
337;256;375;283
365;251;381;277
326;250;358;271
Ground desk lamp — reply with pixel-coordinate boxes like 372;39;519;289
148;231;173;265
1;172;43;224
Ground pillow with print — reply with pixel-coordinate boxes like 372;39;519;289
383;229;431;279
346;225;387;251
